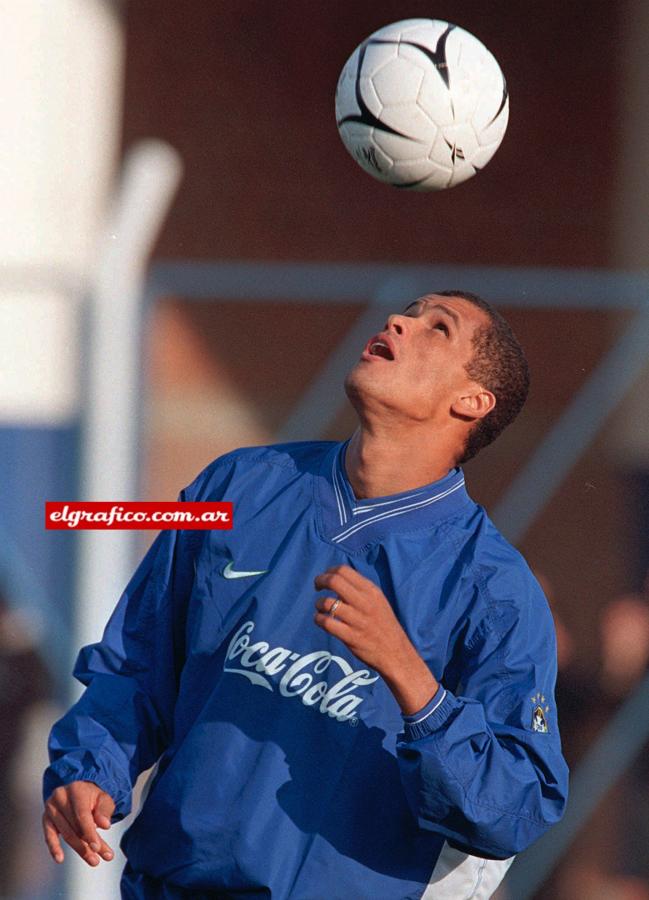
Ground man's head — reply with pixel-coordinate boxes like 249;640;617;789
436;290;530;462
344;290;529;465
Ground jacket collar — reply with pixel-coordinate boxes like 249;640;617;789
315;439;472;549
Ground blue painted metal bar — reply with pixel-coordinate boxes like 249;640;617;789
150;259;649;309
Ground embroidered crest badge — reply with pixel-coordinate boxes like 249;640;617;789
531;693;550;733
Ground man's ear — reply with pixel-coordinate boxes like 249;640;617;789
451;388;496;421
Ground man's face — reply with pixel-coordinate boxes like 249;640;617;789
344;293;491;424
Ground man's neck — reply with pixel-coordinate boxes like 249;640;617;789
344;427;458;500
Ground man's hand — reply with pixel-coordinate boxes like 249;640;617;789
313;564;439;715
42;781;115;866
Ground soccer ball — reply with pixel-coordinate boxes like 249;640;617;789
335;19;509;191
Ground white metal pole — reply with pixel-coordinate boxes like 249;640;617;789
71;140;182;900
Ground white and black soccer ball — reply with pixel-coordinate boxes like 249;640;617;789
335;19;509;191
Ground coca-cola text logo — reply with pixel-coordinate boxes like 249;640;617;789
224;620;378;723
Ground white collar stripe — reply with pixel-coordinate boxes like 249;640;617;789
332;479;465;542
351;490;426;512
336;465;350;524
331;460;347;526
334;447;350;524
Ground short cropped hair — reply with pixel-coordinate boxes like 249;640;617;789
435;290;530;464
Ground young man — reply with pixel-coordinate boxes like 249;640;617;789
42;291;569;899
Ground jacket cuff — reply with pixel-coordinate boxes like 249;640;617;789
400;686;455;740
42;762;132;821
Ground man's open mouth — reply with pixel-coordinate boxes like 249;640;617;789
366;335;395;360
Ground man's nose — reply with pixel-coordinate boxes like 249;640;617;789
385;313;408;335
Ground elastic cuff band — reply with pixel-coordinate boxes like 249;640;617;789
400;688;456;740
401;686;447;724
43;765;131;819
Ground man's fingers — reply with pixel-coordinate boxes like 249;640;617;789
42;814;65;863
43;783;116;866
94;791;115;830
90;793;115;860
314;595;358;625
44;807;101;867
93;834;114;861
314;570;372;609
66;783;114;851
321;564;376;591
72;794;114;858
334;564;375;588
76;809;113;859
314;609;357;645
74;807;103;853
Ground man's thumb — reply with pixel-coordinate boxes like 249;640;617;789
94;791;115;828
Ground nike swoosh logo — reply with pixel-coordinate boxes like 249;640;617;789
222;561;268;579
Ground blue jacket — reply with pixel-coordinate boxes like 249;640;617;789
44;440;568;899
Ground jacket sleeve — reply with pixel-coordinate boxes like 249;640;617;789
396;572;569;859
42;497;196;821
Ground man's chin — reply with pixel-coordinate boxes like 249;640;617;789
344;364;390;409
344;362;367;395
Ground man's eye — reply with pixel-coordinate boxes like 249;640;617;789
433;321;449;335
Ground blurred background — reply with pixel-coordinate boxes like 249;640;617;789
2;0;649;897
